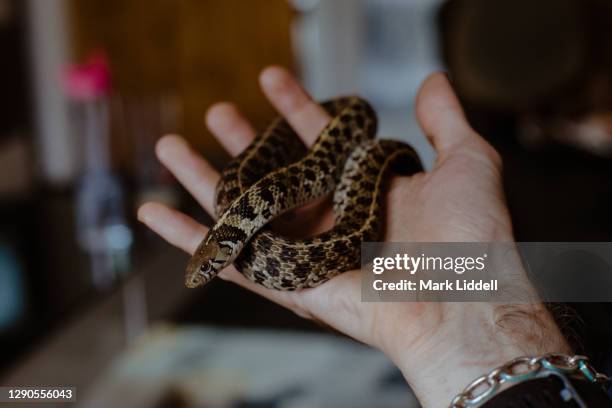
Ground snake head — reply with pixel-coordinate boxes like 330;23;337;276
185;236;233;288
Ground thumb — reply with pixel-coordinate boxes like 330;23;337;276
415;72;480;156
415;72;503;178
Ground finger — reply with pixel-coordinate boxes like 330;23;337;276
205;102;256;156
156;134;218;216
259;66;331;146
415;72;480;155
137;202;207;254
138;202;306;316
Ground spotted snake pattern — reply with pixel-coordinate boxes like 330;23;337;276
185;96;422;290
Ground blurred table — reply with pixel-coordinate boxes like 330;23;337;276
79;325;416;408
0;245;195;406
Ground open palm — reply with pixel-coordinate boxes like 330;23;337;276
138;67;566;407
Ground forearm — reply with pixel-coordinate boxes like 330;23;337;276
390;302;570;407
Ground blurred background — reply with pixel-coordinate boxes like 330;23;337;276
0;0;611;407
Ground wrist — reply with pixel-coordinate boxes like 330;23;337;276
388;302;571;408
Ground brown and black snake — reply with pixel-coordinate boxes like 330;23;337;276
185;96;422;290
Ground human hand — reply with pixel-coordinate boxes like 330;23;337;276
138;67;569;407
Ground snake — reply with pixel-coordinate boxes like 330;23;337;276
185;96;422;290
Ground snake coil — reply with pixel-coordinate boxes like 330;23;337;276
185;96;422;290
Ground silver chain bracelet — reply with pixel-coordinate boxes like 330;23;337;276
450;354;610;408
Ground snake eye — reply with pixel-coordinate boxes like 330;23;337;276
200;262;213;274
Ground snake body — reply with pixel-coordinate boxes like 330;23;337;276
185;96;422;290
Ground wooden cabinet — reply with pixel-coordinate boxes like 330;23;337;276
68;0;295;164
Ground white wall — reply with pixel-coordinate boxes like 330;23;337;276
27;0;75;185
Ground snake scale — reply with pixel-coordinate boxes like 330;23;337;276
185;96;422;290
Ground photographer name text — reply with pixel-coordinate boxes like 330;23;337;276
372;279;498;291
